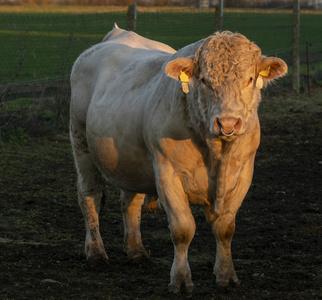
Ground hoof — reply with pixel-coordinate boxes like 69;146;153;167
126;254;153;268
216;280;229;288
127;251;153;267
168;282;180;294
133;254;153;266
126;247;153;266
168;280;194;296
216;277;240;288
87;253;108;268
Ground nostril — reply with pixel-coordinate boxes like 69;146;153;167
213;117;223;134
235;118;242;132
216;118;222;128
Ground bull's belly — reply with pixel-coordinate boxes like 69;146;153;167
90;136;157;194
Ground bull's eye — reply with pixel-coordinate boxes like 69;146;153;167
200;77;212;90
248;77;254;86
201;77;207;86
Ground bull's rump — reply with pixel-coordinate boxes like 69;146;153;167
70;31;176;193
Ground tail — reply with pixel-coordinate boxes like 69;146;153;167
142;195;162;214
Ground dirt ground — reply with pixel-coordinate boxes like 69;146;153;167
0;91;321;299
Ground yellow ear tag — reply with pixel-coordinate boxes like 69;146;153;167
179;70;190;93
179;70;189;82
259;66;270;77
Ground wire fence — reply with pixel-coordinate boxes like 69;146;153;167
0;11;127;85
1;9;321;89
0;8;321;141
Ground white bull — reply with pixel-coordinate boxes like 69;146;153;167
70;25;287;294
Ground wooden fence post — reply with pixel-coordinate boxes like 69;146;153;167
127;5;136;32
215;0;223;32
292;0;300;93
306;42;311;96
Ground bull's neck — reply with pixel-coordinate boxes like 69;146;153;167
170;39;204;59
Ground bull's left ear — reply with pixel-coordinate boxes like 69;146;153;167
256;57;288;89
165;57;194;81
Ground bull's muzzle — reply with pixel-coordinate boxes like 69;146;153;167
215;117;242;137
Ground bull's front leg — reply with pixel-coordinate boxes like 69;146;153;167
212;211;239;287
156;162;196;295
168;212;195;295
207;154;256;287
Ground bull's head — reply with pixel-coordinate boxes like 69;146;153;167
165;31;287;139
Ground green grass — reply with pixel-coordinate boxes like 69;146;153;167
3;97;33;111
0;9;321;84
0;12;127;83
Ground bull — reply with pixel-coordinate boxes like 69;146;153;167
70;25;287;294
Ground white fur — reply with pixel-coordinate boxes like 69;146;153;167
70;26;286;293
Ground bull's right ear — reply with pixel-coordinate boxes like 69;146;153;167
256;57;288;89
165;57;194;80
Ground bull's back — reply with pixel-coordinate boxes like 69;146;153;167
70;27;175;126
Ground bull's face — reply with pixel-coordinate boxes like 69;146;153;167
166;32;287;139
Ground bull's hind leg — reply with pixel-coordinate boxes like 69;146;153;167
121;191;150;264
70;123;108;264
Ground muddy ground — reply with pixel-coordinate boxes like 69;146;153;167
0;91;321;299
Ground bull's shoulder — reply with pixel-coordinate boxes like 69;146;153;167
102;25;176;54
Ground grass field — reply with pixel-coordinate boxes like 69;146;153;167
0;7;321;86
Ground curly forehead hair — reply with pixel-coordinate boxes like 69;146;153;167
194;31;262;88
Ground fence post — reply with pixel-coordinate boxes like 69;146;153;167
306;42;311;96
215;0;223;31
292;0;300;93
127;5;137;32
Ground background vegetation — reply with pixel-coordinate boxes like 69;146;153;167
1;8;321;84
0;7;321;143
1;0;320;8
